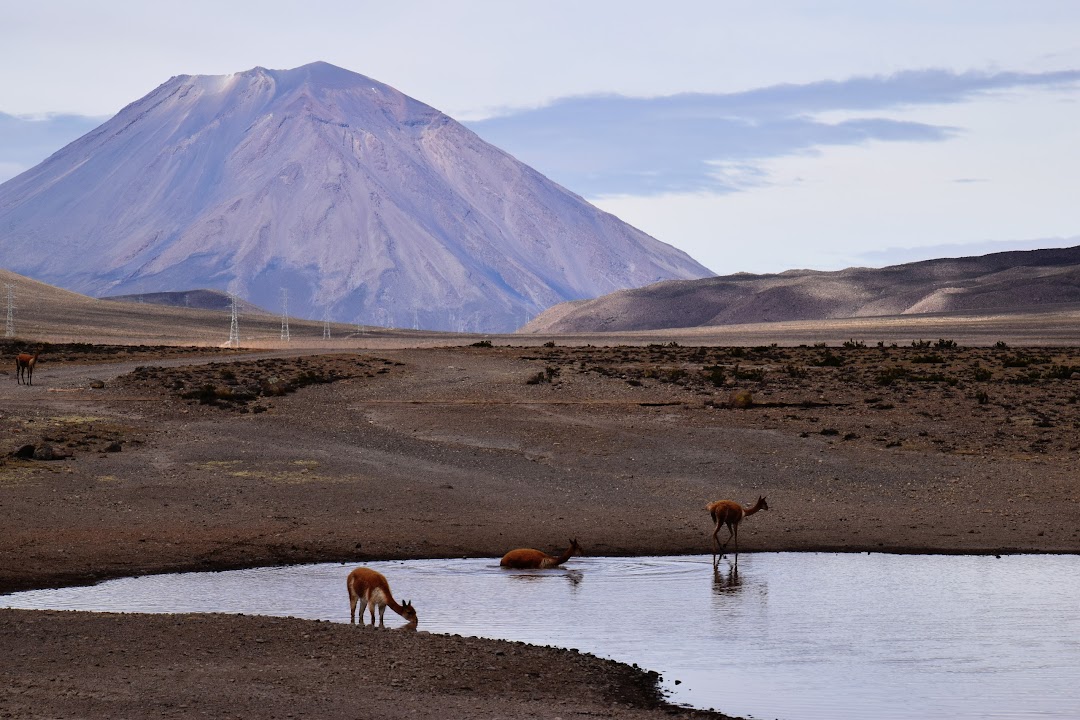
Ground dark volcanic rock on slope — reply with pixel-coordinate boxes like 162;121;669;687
0;62;711;333
102;289;270;314
524;245;1080;332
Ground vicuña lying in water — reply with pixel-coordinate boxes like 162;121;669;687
706;495;768;564
500;538;582;569
346;567;418;629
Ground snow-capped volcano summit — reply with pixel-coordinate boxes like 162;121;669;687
0;62;711;331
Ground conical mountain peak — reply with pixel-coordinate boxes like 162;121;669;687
0;63;710;332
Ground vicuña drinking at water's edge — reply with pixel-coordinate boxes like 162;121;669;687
500;539;582;569
707;496;768;565
346;567;418;629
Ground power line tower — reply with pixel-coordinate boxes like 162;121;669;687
227;294;240;348
280;288;290;342
4;284;14;338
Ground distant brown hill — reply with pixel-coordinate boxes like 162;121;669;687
523;246;1080;333
0;268;356;345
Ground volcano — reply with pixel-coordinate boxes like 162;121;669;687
0;62;711;332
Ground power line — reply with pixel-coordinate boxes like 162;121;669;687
4;284;14;338
280;288;290;341
227;294;240;348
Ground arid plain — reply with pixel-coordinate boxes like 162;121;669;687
2;288;1079;718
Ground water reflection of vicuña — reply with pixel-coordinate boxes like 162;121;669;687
712;563;743;595
506;568;584;590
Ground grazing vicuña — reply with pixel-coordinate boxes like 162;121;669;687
346;567;418;629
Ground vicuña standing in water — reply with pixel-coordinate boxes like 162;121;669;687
500;538;582;569
707;495;768;565
15;348;41;385
346;567;418;629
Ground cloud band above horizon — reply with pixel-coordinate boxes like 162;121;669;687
465;68;1080;196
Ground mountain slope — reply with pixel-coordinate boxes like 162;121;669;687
101;290;270;315
523;245;1080;333
0;62;711;332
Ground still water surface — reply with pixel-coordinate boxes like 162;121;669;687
5;553;1079;720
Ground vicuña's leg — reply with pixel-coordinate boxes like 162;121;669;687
349;596;357;624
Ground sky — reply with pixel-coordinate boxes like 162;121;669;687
2;1;1079;275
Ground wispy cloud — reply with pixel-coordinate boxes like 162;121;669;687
0;112;104;183
466;68;1080;196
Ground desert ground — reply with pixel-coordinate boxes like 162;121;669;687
2;329;1079;719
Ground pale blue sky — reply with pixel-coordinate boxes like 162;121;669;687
2;1;1079;274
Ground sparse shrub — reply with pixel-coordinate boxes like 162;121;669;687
1044;365;1077;380
729;390;753;409
813;350;844;367
994;341;1009;349
911;354;945;364
703;365;726;387
973;366;992;382
471;340;493;348
911;339;932;349
975;390;990;405
842;339;865;349
543;340;556;348
934;338;958;349
261;377;288;396
784;364;808;378
642;366;686;383
876;367;909;385
182;384;228;405
526;366;560;384
661;368;688;383
732;364;765;381
1001;354;1047;368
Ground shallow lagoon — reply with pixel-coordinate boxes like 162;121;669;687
5;553;1079;720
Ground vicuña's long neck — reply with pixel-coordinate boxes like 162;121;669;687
743;503;762;518
385;594;405;615
552;544;575;566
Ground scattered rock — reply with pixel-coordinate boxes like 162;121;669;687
89;379;106;389
33;444;55;460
